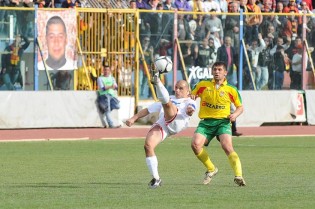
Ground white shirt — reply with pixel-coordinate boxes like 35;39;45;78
292;53;307;72
38;59;77;70
249;39;266;68
203;1;221;12
147;95;196;135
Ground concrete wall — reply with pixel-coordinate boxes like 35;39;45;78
0;90;314;129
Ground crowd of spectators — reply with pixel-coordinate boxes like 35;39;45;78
1;0;315;92
128;0;315;91
0;0;82;8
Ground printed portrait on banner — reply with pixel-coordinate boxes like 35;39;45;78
37;9;77;70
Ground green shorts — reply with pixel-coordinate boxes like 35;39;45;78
195;118;232;145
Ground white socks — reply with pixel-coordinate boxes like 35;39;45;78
146;156;160;180
155;79;170;104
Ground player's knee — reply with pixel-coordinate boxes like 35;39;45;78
144;143;151;152
191;140;201;152
221;144;234;155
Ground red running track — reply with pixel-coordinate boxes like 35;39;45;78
0;125;314;141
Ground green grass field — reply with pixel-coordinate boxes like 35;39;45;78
1;136;315;209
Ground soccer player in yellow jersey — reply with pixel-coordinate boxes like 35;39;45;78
190;61;246;186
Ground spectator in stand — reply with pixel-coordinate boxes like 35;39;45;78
282;11;299;40
270;36;291;57
299;1;314;18
217;0;228;29
196;37;214;70
147;0;159;10
273;45;287;90
208;26;222;51
256;37;273;90
245;0;263;44
182;39;198;87
16;0;34;36
156;39;172;57
1;35;30;90
174;0;192;11
37;0;46;8
208;38;217;67
290;44;305;89
203;0;221;13
77;57;97;90
216;36;238;86
283;0;302;34
302;0;313;10
62;0;75;8
54;0;64;8
248;33;266;89
204;10;224;43
177;13;191;41
268;36;290;89
260;0;276;12
163;0;176;10
189;0;204;14
189;13;206;42
285;36;302;89
303;10;315;45
225;1;240;49
242;43;253;90
278;0;290;7
274;2;287;39
260;1;278;38
146;3;172;48
295;0;303;10
0;0;11;34
130;0;137;9
265;25;278;49
135;0;150;9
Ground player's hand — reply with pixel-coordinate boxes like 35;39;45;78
125;118;134;127
190;94;198;100
186;105;195;116
228;113;237;122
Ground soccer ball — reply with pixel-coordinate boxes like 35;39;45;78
154;56;173;73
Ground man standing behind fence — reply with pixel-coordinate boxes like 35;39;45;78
1;34;30;90
97;62;121;129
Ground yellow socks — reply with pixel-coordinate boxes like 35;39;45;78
228;151;242;177
196;148;216;172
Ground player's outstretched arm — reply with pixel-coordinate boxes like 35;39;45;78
125;108;150;127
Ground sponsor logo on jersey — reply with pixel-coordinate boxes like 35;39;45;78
201;101;225;109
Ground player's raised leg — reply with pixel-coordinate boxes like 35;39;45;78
150;58;178;121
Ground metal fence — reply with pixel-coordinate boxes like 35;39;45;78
0;7;314;100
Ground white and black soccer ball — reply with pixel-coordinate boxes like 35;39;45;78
154;56;173;73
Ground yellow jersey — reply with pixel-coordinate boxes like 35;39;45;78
77;66;97;90
191;79;242;119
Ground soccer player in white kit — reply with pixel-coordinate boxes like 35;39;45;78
125;64;196;189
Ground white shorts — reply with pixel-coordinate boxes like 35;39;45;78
149;112;189;141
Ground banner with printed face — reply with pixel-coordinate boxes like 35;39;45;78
37;9;77;70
